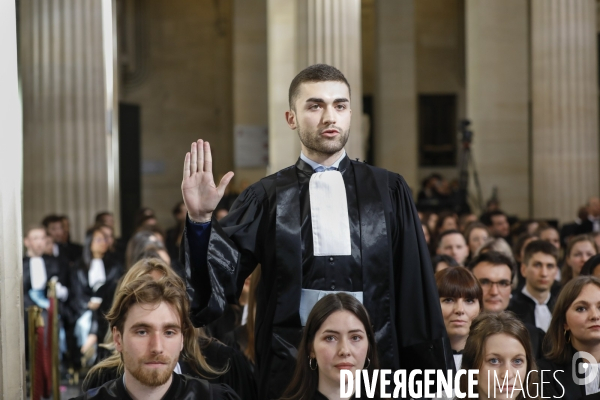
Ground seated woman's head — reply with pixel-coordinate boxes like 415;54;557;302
435;267;482;352
544;275;600;364
282;293;378;400
461;312;537;400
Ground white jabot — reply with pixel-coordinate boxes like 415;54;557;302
30;257;47;290
88;258;106;290
522;286;552;332
453;354;463;370
309;170;351;256
585;364;600;395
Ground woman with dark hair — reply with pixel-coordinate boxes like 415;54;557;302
460;312;538;400
431;254;460;273
435;267;483;370
281;293;379;400
65;226;123;370
561;235;598;286
539;276;600;399
581;254;600;278
464;222;490;259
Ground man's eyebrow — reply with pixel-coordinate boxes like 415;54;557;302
305;97;349;104
129;322;182;330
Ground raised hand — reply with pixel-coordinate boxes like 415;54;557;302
182;139;234;222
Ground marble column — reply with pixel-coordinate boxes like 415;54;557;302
531;0;599;222
19;0;119;241
0;0;26;397
267;0;363;172
465;0;530;216
374;0;418;189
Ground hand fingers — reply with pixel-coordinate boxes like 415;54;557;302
190;141;198;174
204;141;213;173
217;171;235;197
197;139;205;173
183;152;191;178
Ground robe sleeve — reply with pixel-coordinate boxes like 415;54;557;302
389;174;454;372
182;185;266;327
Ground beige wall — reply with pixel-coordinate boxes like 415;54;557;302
121;0;233;229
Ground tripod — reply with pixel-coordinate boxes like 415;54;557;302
456;119;484;214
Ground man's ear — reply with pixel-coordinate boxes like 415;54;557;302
520;262;527;278
285;109;297;130
113;327;123;353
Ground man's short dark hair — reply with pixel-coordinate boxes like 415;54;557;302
523;240;559;265
41;214;62;228
467;250;515;281
288;64;351;110
95;211;112;224
436;229;465;249
480;210;507;226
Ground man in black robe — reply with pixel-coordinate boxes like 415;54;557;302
181;64;453;398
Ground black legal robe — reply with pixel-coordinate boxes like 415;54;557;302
183;156;453;399
71;372;240;400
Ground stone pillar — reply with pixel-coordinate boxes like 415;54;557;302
531;0;599;222
233;0;269;184
268;0;363;172
19;0;119;241
374;0;418;189
0;1;26;397
466;0;530;216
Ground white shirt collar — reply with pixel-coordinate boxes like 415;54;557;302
300;150;346;171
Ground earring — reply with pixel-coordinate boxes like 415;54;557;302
564;329;571;344
364;358;371;369
309;357;318;370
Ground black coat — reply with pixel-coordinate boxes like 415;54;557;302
72;372;239;400
23;255;69;310
183;156;453;399
508;290;557;328
537;356;600;400
65;256;122;331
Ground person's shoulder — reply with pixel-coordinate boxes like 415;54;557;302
178;375;241;399
70;377;122;400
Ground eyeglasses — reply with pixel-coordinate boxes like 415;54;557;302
478;279;512;289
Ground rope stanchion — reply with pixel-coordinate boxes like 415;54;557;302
48;281;60;400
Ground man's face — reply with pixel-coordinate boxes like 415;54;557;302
286;81;351;158
24;229;47;257
47;221;65;243
490;215;510;238
61;218;70;242
114;301;183;388
471;262;512;312
539;228;560;249
437;233;469;266
521;252;557;293
589;197;600;217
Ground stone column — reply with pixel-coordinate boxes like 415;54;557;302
19;0;119;241
233;0;269;185
531;0;599;222
0;0;26;397
466;0;530;216
268;0;363;172
374;0;418;189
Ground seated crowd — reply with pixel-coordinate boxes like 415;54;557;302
23;191;600;399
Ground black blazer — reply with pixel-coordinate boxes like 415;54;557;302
66;256;122;328
537;357;600;400
22;255;69;310
508;290;557;328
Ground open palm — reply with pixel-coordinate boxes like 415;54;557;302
181;139;234;222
